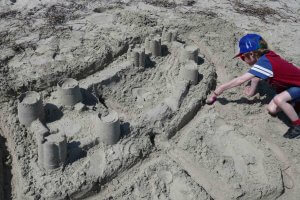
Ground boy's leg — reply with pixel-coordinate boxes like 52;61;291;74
267;99;281;116
275;87;300;139
272;91;298;122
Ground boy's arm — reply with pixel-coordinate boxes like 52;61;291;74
214;72;255;95
206;72;255;104
244;77;260;97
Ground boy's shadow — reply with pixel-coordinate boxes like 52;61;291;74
216;81;291;127
217;97;262;105
217;96;291;127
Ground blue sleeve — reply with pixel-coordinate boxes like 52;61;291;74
248;55;273;80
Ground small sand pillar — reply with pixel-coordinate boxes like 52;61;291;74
127;44;134;60
132;48;146;67
42;134;67;170
18;91;45;127
150;37;162;57
181;45;199;63
57;78;82;106
163;29;178;43
31;120;50;167
180;60;199;85
144;37;151;54
97;111;120;145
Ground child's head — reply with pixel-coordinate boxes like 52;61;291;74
234;33;269;65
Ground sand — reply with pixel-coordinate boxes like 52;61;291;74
0;0;300;199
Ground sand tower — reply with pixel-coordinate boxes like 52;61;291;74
150;37;162;57
144;37;151;54
162;29;178;43
145;35;162;57
31;120;50;167
18;91;45;127
181;45;199;63
132;48;146;67
180;60;199;85
144;34;154;54
57;78;82;106
97;111;121;145
41;133;67;170
127;44;134;60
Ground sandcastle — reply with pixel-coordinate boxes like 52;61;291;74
0;6;287;200
18;78;122;171
8;30;215;199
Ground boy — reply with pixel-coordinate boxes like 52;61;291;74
206;33;300;138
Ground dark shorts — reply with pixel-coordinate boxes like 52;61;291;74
287;87;300;103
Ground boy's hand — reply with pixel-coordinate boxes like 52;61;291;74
244;86;254;97
206;93;217;105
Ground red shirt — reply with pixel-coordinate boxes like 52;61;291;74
265;51;300;93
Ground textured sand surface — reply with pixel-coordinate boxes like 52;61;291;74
0;0;300;199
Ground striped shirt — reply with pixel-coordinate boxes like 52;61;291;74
248;55;273;79
248;51;300;93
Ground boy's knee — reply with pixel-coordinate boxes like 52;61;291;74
273;96;284;106
267;104;278;116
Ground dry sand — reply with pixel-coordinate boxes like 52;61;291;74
0;0;300;199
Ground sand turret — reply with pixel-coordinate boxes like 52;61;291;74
42;133;67;170
57;78;82;106
18;91;45;127
127;44;134;60
31;120;50;167
96;111;121;145
144;37;151;54
181;45;199;63
162;29;178;43
179;60;199;85
146;36;162;57
132;48;146;67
